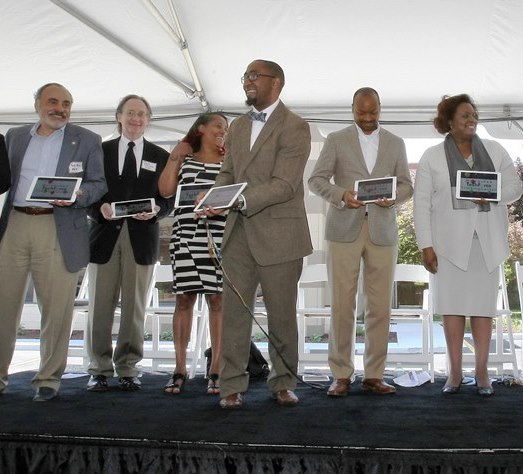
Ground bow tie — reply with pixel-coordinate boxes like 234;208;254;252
249;111;267;122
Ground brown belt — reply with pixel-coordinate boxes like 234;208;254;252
14;206;54;215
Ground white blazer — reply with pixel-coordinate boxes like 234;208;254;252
414;139;522;272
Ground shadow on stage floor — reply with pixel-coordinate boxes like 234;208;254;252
1;371;523;473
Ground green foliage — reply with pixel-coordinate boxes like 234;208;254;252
509;157;523;224
397;200;422;265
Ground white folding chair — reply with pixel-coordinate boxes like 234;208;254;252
296;263;330;373
144;263;209;376
387;263;435;382
67;268;91;363
460;265;518;378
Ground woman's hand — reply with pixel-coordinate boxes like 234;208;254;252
422;247;438;274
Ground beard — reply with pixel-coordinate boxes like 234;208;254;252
245;97;257;107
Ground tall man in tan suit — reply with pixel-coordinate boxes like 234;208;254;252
204;59;312;408
309;87;413;396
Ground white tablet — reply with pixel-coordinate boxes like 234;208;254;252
175;183;213;209
193;183;247;212
26;176;82;203
354;176;397;203
111;198;156;218
456;170;501;202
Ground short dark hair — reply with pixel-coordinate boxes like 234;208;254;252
182;112;228;153
255;59;285;89
352;87;381;105
433;94;477;134
115;94;152;134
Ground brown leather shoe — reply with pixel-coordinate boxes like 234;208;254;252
219;392;244;409
361;378;396;394
274;389;299;406
327;378;351;397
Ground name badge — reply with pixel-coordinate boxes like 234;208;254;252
141;160;157;172
69;162;83;173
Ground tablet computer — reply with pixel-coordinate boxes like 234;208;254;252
354;176;397;203
111;198;156;218
26;176;82;203
456;170;501;202
175;183;213;208
193;182;247;212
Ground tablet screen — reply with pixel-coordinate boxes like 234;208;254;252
193;183;247;212
456;170;501;201
354;177;397;203
175;183;213;208
26;176;82;202
111;198;155;218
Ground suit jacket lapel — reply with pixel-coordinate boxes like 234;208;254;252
55;125;80;175
371;129;389;178
347;126;369;176
235;115;253;178
103;138;119;180
249;102;285;159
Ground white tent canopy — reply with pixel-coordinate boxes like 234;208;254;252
2;0;523;149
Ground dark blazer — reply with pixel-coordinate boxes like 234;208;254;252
0;134;10;194
88;137;173;265
1;124;107;272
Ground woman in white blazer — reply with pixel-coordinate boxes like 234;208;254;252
414;94;522;396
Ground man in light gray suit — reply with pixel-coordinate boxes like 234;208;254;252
0;83;106;401
309;87;413;397
203;59;312;408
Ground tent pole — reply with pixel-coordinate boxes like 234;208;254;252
49;0;196;99
164;0;209;110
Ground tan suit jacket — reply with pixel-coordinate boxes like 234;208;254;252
216;101;313;264
308;125;412;246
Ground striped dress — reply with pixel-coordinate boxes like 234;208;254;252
169;157;226;294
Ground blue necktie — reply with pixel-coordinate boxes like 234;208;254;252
249;111;266;122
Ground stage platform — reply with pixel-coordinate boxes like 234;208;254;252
1;371;523;473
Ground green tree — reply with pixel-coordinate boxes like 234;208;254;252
397;200;422;265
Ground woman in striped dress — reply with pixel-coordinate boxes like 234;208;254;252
158;113;228;395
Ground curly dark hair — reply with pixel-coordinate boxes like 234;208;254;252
433;94;477;134
182;112;228;153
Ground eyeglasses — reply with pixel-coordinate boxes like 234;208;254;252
240;72;276;84
123;110;149;119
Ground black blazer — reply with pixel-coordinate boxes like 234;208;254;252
89;137;173;265
0;134;11;195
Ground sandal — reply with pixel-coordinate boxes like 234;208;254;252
206;373;220;395
164;372;186;394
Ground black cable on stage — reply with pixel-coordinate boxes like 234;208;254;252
204;218;325;391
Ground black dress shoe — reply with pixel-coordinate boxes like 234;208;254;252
87;375;108;392
119;376;141;391
33;387;58;402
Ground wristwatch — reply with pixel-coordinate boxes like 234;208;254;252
234;194;245;212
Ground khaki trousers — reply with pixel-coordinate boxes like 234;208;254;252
219;217;303;398
327;218;397;379
0;211;78;391
86;222;154;377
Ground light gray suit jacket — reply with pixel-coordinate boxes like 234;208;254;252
1;123;107;272
215;101;313;266
308;125;413;246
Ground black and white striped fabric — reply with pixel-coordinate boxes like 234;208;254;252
169;158;226;294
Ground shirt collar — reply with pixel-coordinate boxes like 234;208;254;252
30;122;66;137
252;99;280;121
355;123;380;141
121;134;144;147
